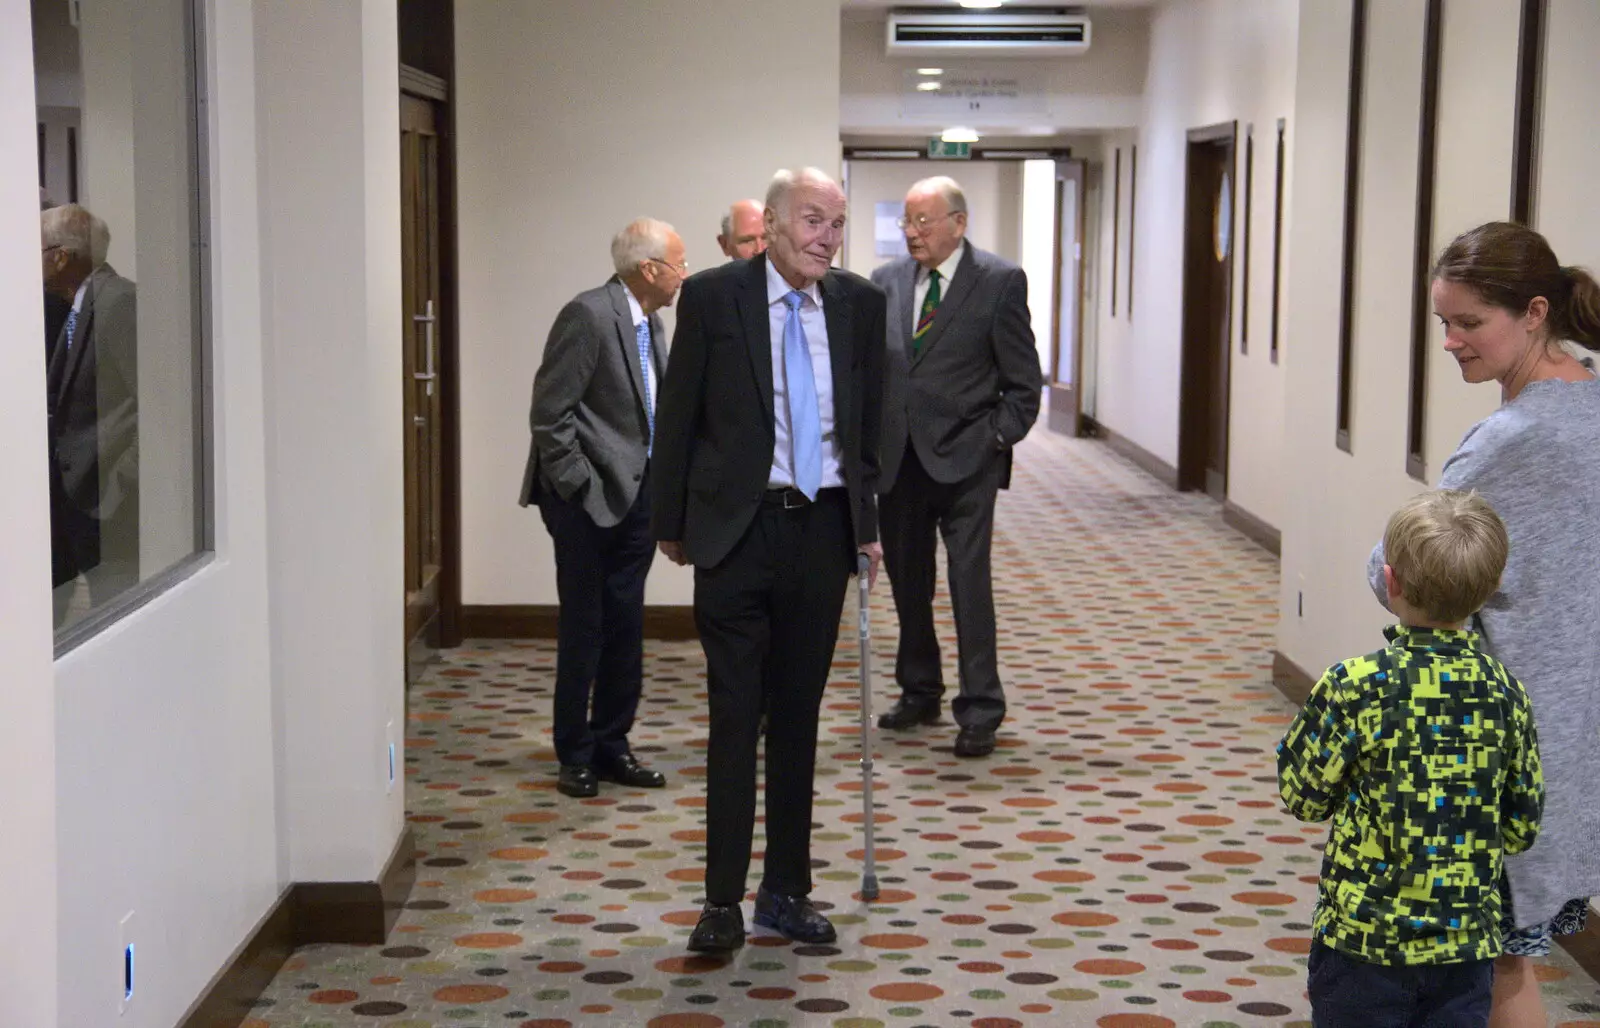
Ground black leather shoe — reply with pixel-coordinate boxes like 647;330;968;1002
753;887;837;944
557;765;598;798
878;696;941;731
953;725;997;758
594;753;666;789
687;903;745;953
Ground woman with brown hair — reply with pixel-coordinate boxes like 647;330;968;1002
1368;221;1600;1027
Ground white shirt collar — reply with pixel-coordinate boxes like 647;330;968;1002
919;240;966;285
619;279;648;328
766;255;823;308
71;276;90;314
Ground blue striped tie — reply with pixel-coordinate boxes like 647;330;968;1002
782;290;822;499
636;319;654;453
64;307;79;352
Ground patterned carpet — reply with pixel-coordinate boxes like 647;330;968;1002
250;430;1600;1027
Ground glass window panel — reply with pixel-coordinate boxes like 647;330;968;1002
33;0;210;642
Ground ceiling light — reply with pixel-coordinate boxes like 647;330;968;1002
917;67;944;76
958;0;1004;8
941;127;980;144
917;81;943;91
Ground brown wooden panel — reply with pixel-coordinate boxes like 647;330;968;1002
1336;0;1368;454
1510;0;1547;225
1270;118;1287;365
1111;148;1121;318
1241;125;1253;355
462;605;699;640
1405;0;1443;482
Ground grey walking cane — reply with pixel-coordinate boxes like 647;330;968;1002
856;553;880;901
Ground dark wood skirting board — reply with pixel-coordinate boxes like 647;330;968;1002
1222;501;1281;557
1082;416;1178;490
1559;911;1600;984
1272;650;1316;707
176;888;294;1028
463;604;698;640
295;826;417;945
177;827;416;1028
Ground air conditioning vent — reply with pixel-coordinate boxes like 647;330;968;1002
887;9;1092;56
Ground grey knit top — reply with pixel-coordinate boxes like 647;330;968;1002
1368;377;1600;928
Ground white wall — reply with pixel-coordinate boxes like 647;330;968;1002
458;0;843;607
843;158;1022;275
1274;0;1591;677
255;0;405;883
839;9;1149;136
1;2;59;1021
49;0;284;1022
1;0;412;1022
1088;0;1297;531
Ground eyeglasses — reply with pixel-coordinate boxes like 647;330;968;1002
896;211;962;233
649;257;689;276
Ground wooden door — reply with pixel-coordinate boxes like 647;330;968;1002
1178;124;1236;499
402;93;444;658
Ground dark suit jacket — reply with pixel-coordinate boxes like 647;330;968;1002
519;277;665;528
651;254;887;569
871;243;1043;492
48;264;139;571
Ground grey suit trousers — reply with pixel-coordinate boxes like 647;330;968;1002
880;442;1005;730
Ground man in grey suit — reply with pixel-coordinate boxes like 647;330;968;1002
43;204;139;625
519;218;686;798
871;176;1042;758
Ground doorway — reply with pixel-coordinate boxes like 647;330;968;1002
1178;122;1236;499
402;89;446;674
1047;158;1087;435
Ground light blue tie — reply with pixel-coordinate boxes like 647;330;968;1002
64;307;79;352
635;319;654;452
782;290;822;500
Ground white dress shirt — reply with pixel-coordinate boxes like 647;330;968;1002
765;258;843;490
620;280;655;417
913;240;966;323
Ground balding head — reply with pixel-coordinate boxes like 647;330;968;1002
717;199;766;260
763;167;846;289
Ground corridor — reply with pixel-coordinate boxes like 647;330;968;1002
249;431;1600;1027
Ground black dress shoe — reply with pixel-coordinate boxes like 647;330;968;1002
557;765;598;798
878;695;941;731
687;902;745;952
753;887;837;944
594;753;666;788
953;725;996;758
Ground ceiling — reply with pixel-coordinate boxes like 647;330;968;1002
840;0;1155;8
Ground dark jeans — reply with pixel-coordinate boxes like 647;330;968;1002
538;473;655;769
1308;940;1492;1028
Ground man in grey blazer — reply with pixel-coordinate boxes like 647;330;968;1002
43;204;139;624
871;176;1042;758
519;218;685;797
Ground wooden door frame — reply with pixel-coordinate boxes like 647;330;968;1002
400;61;462;649
1046;157;1087;436
1177;121;1237;495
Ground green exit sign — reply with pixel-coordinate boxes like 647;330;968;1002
927;138;972;159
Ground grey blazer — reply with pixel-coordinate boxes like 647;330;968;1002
871;244;1043;492
519;277;665;528
48;262;138;522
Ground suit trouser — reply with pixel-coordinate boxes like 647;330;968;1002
695;488;852;905
880;443;1005;730
538;472;655;769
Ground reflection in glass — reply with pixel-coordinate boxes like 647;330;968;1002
34;0;208;636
